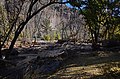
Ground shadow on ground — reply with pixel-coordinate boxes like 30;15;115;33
0;44;120;79
47;50;120;79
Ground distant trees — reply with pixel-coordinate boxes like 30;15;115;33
0;2;9;46
0;0;119;57
0;0;69;58
62;9;86;42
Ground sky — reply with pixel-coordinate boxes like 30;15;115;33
63;0;74;8
63;0;120;16
63;0;85;9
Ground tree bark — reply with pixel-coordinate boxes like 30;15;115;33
9;22;27;51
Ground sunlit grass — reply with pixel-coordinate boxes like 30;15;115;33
48;62;120;79
48;51;120;79
23;51;120;79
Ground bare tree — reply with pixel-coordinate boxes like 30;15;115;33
0;0;69;58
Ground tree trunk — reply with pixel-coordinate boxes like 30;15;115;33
92;32;99;50
0;48;2;59
0;39;2;58
9;22;27;51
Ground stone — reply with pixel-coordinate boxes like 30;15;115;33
39;60;60;74
1;49;19;59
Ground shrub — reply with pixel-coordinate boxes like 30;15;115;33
43;34;51;41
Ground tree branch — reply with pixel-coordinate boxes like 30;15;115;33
30;1;70;20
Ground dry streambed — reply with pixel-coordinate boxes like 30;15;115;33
0;43;120;79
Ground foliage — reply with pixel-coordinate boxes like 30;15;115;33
43;34;51;41
0;0;70;58
53;31;61;40
70;0;120;48
0;0;119;52
56;32;61;40
111;34;120;41
0;2;12;47
41;18;51;35
55;32;61;40
0;0;69;50
69;0;81;7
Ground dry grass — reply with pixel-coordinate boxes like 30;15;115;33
47;51;120;79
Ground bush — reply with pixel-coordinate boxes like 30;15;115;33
55;33;61;40
43;34;51;41
111;34;120;41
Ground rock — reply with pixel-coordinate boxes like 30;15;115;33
102;40;120;47
1;49;19;59
11;49;19;56
21;38;32;45
56;39;69;44
39;60;60;74
46;45;56;50
80;45;92;51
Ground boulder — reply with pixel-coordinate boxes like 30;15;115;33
56;39;69;44
39;60;60;74
102;40;120;47
1;49;19;59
